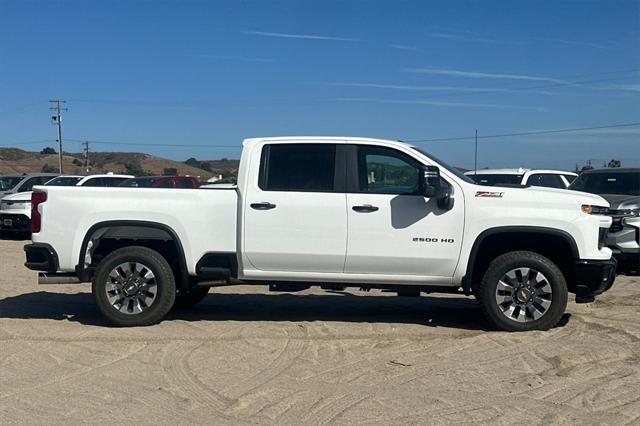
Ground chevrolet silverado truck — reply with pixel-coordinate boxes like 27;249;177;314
24;137;617;331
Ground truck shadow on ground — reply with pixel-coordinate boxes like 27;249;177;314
0;291;571;331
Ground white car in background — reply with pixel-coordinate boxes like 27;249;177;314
465;168;578;189
0;174;133;235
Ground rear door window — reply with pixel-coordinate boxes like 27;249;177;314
20;176;52;191
100;178;130;187
259;144;337;192
81;178;106;187
176;178;195;188
157;179;174;188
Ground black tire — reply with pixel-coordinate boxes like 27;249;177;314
173;286;210;309
92;246;176;326
477;251;568;332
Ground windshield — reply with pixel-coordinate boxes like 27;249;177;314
467;174;523;186
569;172;640;196
0;176;22;191
45;176;82;186
409;147;475;184
119;178;156;188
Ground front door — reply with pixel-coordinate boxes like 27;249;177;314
345;145;464;277
243;143;348;273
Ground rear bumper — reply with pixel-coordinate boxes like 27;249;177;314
1;213;31;232
24;243;59;273
573;258;617;303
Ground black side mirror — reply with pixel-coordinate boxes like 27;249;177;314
420;165;444;198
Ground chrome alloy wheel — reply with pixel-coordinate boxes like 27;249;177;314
495;267;552;323
105;262;158;315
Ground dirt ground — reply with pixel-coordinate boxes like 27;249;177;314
1;238;639;425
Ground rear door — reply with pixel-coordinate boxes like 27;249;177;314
344;144;464;277
242;142;347;272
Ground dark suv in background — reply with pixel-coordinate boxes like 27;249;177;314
570;168;640;274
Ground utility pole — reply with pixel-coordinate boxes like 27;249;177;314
474;129;478;175
49;99;67;173
82;140;91;174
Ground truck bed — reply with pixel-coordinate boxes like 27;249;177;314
32;186;238;274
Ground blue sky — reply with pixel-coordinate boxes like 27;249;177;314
0;0;638;169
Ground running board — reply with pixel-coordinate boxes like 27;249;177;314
38;273;83;284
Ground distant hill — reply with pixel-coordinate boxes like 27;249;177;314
0;148;239;180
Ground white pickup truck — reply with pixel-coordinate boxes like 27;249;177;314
24;137;617;331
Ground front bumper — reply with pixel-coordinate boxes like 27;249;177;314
573;258;617;303
24;243;59;273
1;213;31;232
607;216;639;274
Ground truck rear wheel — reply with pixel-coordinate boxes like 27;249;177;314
92;246;176;326
477;251;567;332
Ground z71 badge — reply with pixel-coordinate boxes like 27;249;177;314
475;191;504;198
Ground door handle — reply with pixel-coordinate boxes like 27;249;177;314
251;202;276;210
352;204;379;213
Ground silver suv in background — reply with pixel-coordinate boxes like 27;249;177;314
0;173;59;198
569;168;640;275
465;168;577;189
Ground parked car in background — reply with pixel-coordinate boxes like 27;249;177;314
465;168;578;189
0;173;133;236
45;174;133;188
0;173;59;198
569;168;640;274
118;175;200;188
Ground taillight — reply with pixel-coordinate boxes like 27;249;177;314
31;191;47;233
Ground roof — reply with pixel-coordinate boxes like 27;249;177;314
465;168;529;175
126;175;195;179
580;168;640;174
464;168;577;176
243;136;409;148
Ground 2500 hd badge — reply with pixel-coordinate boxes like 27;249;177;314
413;237;455;243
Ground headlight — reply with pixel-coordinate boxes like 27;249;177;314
618;208;640;217
0;201;28;211
581;204;609;215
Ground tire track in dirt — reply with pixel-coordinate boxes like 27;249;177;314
224;324;310;416
0;343;148;401
159;341;233;414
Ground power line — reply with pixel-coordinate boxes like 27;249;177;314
403;122;640;143
0;139;57;147
65;138;240;148
2;121;637;151
369;69;640;101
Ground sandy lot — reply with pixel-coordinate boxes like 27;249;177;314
1;238;639;424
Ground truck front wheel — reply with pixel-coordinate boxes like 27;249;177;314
477;251;568;332
92;246;176;326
